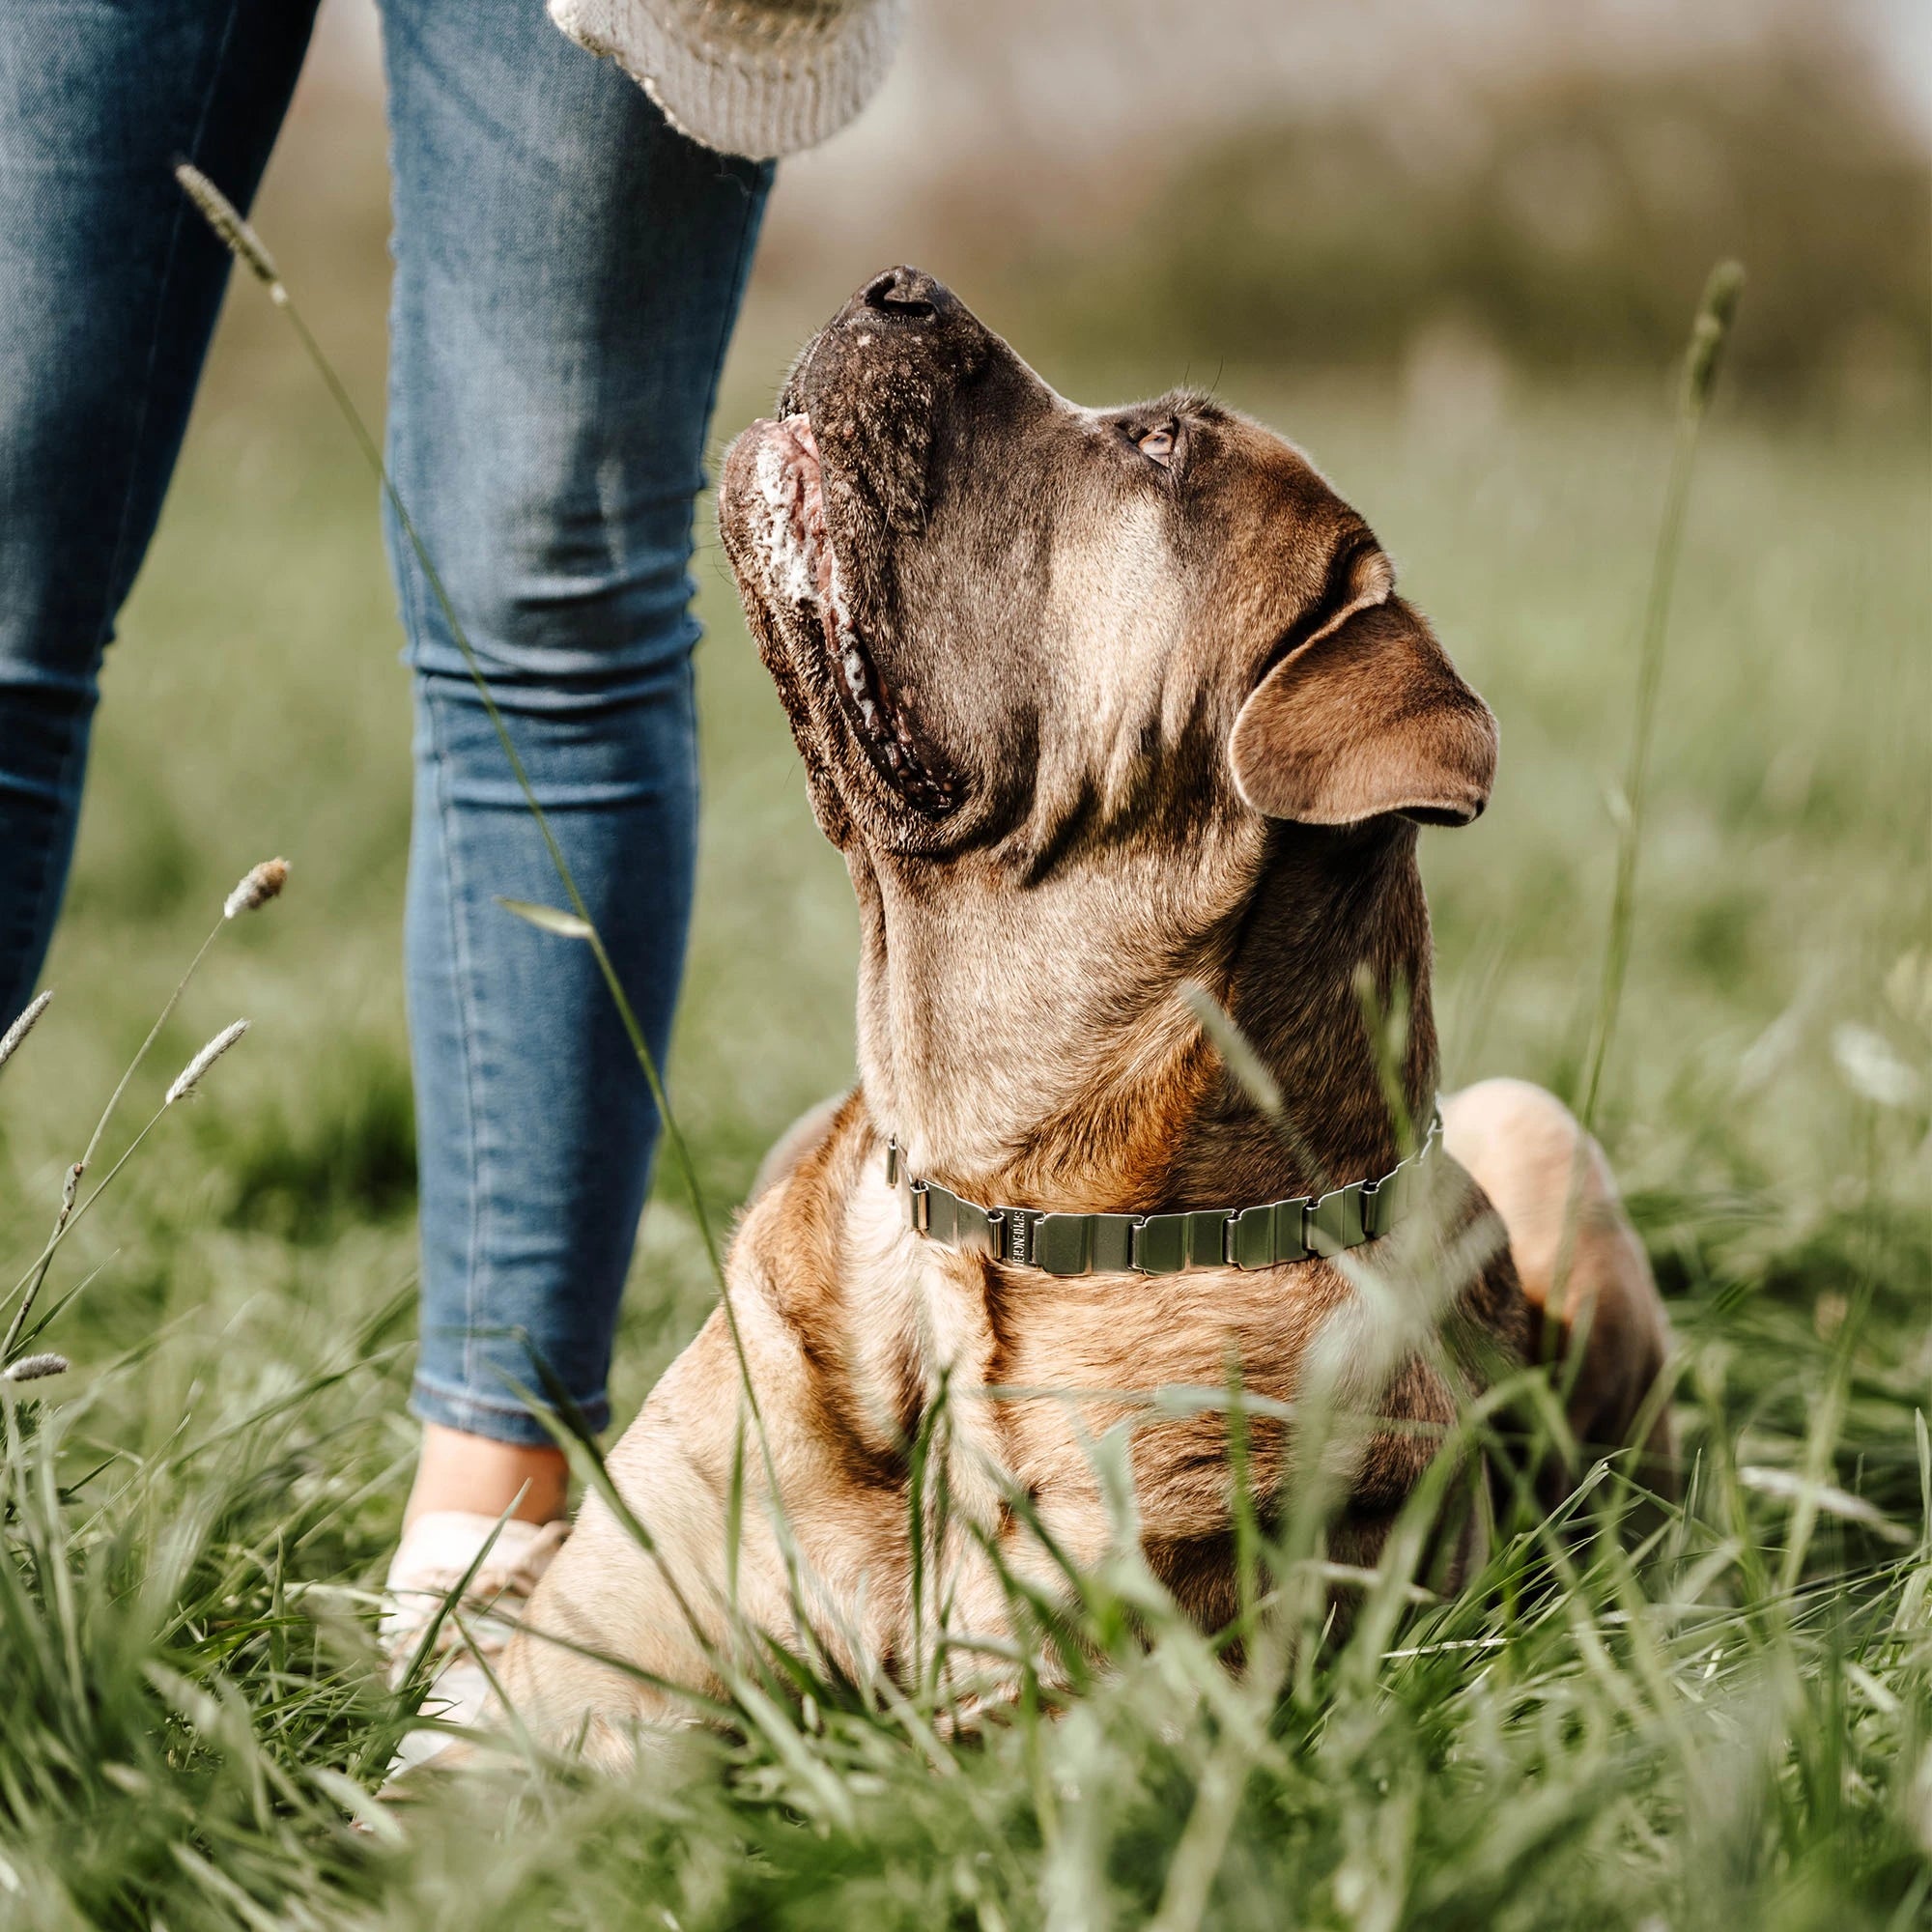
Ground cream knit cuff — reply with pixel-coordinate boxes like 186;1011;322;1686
550;0;907;160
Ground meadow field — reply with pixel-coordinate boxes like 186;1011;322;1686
1;169;1928;1928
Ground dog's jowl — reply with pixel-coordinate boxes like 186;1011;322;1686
497;268;1674;1764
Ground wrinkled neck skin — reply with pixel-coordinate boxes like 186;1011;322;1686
851;817;1439;1215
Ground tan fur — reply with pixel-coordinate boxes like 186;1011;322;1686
1231;597;1499;828
496;270;1675;1758
1442;1079;1675;1487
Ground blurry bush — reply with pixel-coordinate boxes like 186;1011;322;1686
995;46;1927;407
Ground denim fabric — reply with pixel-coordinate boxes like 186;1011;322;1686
0;2;319;995
0;0;771;1443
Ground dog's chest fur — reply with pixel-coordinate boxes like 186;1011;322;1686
724;1095;1503;1661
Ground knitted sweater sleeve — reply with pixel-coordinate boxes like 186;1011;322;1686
550;0;907;159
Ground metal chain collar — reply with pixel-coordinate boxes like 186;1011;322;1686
886;1107;1443;1278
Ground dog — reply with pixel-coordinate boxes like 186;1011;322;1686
496;268;1673;1764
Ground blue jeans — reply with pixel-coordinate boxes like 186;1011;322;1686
0;0;770;1443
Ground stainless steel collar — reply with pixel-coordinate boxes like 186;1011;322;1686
885;1107;1443;1278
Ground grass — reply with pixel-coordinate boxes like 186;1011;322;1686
0;234;1927;1927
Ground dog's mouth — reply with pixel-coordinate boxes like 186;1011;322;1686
748;415;960;819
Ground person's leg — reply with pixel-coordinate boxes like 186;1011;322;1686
379;0;770;1523
0;2;318;1026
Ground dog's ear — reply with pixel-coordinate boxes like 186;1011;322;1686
1229;556;1496;828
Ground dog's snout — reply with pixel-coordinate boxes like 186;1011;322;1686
861;265;942;322
823;266;974;354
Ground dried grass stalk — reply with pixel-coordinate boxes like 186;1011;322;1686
1;1352;69;1384
173;162;281;292
224;858;290;919
165;1020;249;1106
0;989;53;1073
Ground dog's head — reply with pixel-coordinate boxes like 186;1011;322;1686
719;269;1496;1189
720;266;1494;863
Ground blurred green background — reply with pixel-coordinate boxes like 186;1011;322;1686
0;0;1924;1431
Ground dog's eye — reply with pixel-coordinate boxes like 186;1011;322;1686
1137;421;1177;468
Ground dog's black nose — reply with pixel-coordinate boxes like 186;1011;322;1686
861;265;942;322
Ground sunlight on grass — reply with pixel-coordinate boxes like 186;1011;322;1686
0;232;1926;1928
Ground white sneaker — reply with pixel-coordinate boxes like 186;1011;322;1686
381;1509;569;1776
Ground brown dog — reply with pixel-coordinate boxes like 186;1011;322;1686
497;269;1672;1763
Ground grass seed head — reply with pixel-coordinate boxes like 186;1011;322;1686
173;161;280;289
165;1020;249;1106
224;857;290;920
1683;259;1746;414
2;1352;70;1385
0;988;54;1072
